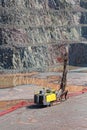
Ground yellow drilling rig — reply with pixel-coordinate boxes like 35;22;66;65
34;49;68;106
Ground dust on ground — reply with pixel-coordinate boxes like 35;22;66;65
0;68;87;111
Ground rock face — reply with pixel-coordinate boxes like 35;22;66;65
68;0;87;67
0;44;67;70
80;0;87;38
0;0;87;71
69;43;87;67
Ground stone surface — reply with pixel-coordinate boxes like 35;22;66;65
69;43;87;67
0;0;87;70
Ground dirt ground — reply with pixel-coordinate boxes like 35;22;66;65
0;93;87;130
0;65;80;89
0;100;24;111
0;68;87;130
0;72;38;88
0;69;86;111
0;72;85;91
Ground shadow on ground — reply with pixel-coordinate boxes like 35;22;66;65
26;104;47;109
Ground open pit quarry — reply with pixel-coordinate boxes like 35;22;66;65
0;0;87;97
0;1;87;130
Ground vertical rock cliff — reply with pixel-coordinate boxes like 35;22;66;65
0;0;87;71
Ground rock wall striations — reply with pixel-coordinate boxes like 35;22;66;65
0;0;87;71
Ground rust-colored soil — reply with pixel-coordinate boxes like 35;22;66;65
0;73;84;92
0;72;85;110
0;73;61;89
0;100;29;111
0;72;38;88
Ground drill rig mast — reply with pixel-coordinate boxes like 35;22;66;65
60;52;68;91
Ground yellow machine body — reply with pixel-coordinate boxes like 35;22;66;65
46;93;57;103
34;88;57;106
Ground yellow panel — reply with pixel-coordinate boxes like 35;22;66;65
46;93;57;103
